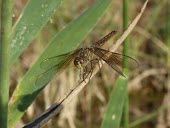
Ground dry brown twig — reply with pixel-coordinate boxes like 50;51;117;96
22;0;148;128
128;68;167;92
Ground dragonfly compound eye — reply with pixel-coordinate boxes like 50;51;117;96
74;57;82;69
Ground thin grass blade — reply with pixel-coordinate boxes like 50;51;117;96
101;77;128;128
10;0;63;65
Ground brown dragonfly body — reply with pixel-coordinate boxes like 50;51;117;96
36;30;138;86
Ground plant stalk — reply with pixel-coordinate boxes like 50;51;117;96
0;0;12;127
122;0;129;128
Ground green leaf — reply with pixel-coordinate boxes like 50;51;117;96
8;0;113;127
101;77;128;128
10;0;63;65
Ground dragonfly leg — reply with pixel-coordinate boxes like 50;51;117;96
89;60;94;80
98;59;102;70
79;68;82;81
82;67;88;83
88;58;100;80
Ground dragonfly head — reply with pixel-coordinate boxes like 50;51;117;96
74;57;88;69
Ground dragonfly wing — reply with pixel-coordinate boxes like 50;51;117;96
36;49;81;86
36;59;69;86
92;30;117;47
90;47;124;76
40;49;82;70
90;47;139;76
110;52;139;69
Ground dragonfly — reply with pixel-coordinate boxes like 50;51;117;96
36;30;139;86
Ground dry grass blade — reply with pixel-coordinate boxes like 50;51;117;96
128;68;167;92
22;0;148;127
111;0;148;52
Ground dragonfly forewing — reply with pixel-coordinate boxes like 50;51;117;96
40;53;72;70
40;49;82;70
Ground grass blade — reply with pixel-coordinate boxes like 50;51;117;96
0;0;12;127
10;0;63;65
101;78;128;128
122;0;129;127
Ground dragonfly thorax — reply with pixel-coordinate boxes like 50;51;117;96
79;48;90;57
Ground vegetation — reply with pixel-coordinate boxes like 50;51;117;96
0;0;169;128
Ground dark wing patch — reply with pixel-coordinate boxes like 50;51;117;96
36;49;81;86
92;30;117;47
90;47;139;76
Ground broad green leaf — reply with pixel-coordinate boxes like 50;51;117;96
10;0;63;65
8;0;114;127
101;77;128;128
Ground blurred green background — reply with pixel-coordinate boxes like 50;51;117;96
10;0;169;128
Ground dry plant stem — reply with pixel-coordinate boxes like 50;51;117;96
128;68;167;92
22;1;148;127
111;1;148;52
158;93;170;127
